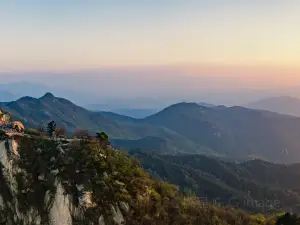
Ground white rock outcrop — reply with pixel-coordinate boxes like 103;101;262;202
0;139;127;225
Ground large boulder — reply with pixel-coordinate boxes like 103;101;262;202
9;121;25;133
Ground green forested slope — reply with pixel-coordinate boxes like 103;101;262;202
130;149;300;213
0;134;280;225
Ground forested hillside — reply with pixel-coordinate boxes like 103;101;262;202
142;102;300;163
130;149;300;214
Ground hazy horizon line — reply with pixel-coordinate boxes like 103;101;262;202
1;62;300;73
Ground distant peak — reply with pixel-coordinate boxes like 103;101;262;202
41;92;55;99
159;102;201;112
170;102;201;108
276;96;300;101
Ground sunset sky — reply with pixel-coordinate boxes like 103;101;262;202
1;0;300;104
1;1;300;71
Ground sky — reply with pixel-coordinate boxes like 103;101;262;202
1;1;300;70
1;0;300;103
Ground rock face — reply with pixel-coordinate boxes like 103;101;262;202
0;139;39;225
0;110;11;126
48;183;74;225
0;137;127;225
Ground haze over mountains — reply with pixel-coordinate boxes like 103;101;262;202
3;80;300;115
0;81;102;106
0;90;16;102
3;71;300;106
245;96;300;117
3;93;300;164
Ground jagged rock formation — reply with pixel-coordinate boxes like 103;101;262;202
0;135;128;225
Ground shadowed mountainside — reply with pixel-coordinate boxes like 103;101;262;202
1;93;211;155
130;149;300;213
142;102;300;163
3;93;300;163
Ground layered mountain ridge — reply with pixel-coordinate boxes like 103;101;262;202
245;96;300;117
3;93;300;163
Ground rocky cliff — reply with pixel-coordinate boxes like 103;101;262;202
0;135;129;225
0;133;279;225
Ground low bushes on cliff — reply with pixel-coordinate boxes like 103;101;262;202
0;134;285;224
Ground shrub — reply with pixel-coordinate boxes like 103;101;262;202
24;128;41;136
55;126;66;138
73;129;90;141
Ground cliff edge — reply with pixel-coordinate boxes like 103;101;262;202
0;135;129;225
0;133;280;225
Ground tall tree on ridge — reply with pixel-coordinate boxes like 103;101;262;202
47;121;56;138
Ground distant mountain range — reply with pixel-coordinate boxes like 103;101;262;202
0;90;16;102
5;91;300;214
88;102;215;119
0;81;51;99
198;102;216;107
245;96;300;117
0;81;101;106
0;93;211;155
90;107;159;119
142;102;300;163
0;81;198;116
3;93;300;163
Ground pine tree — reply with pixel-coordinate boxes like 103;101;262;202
47;121;56;138
96;132;110;148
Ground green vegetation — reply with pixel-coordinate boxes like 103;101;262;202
0;132;285;224
3;94;300;223
130;149;300;214
276;213;300;225
24;128;42;136
46;121;56;138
